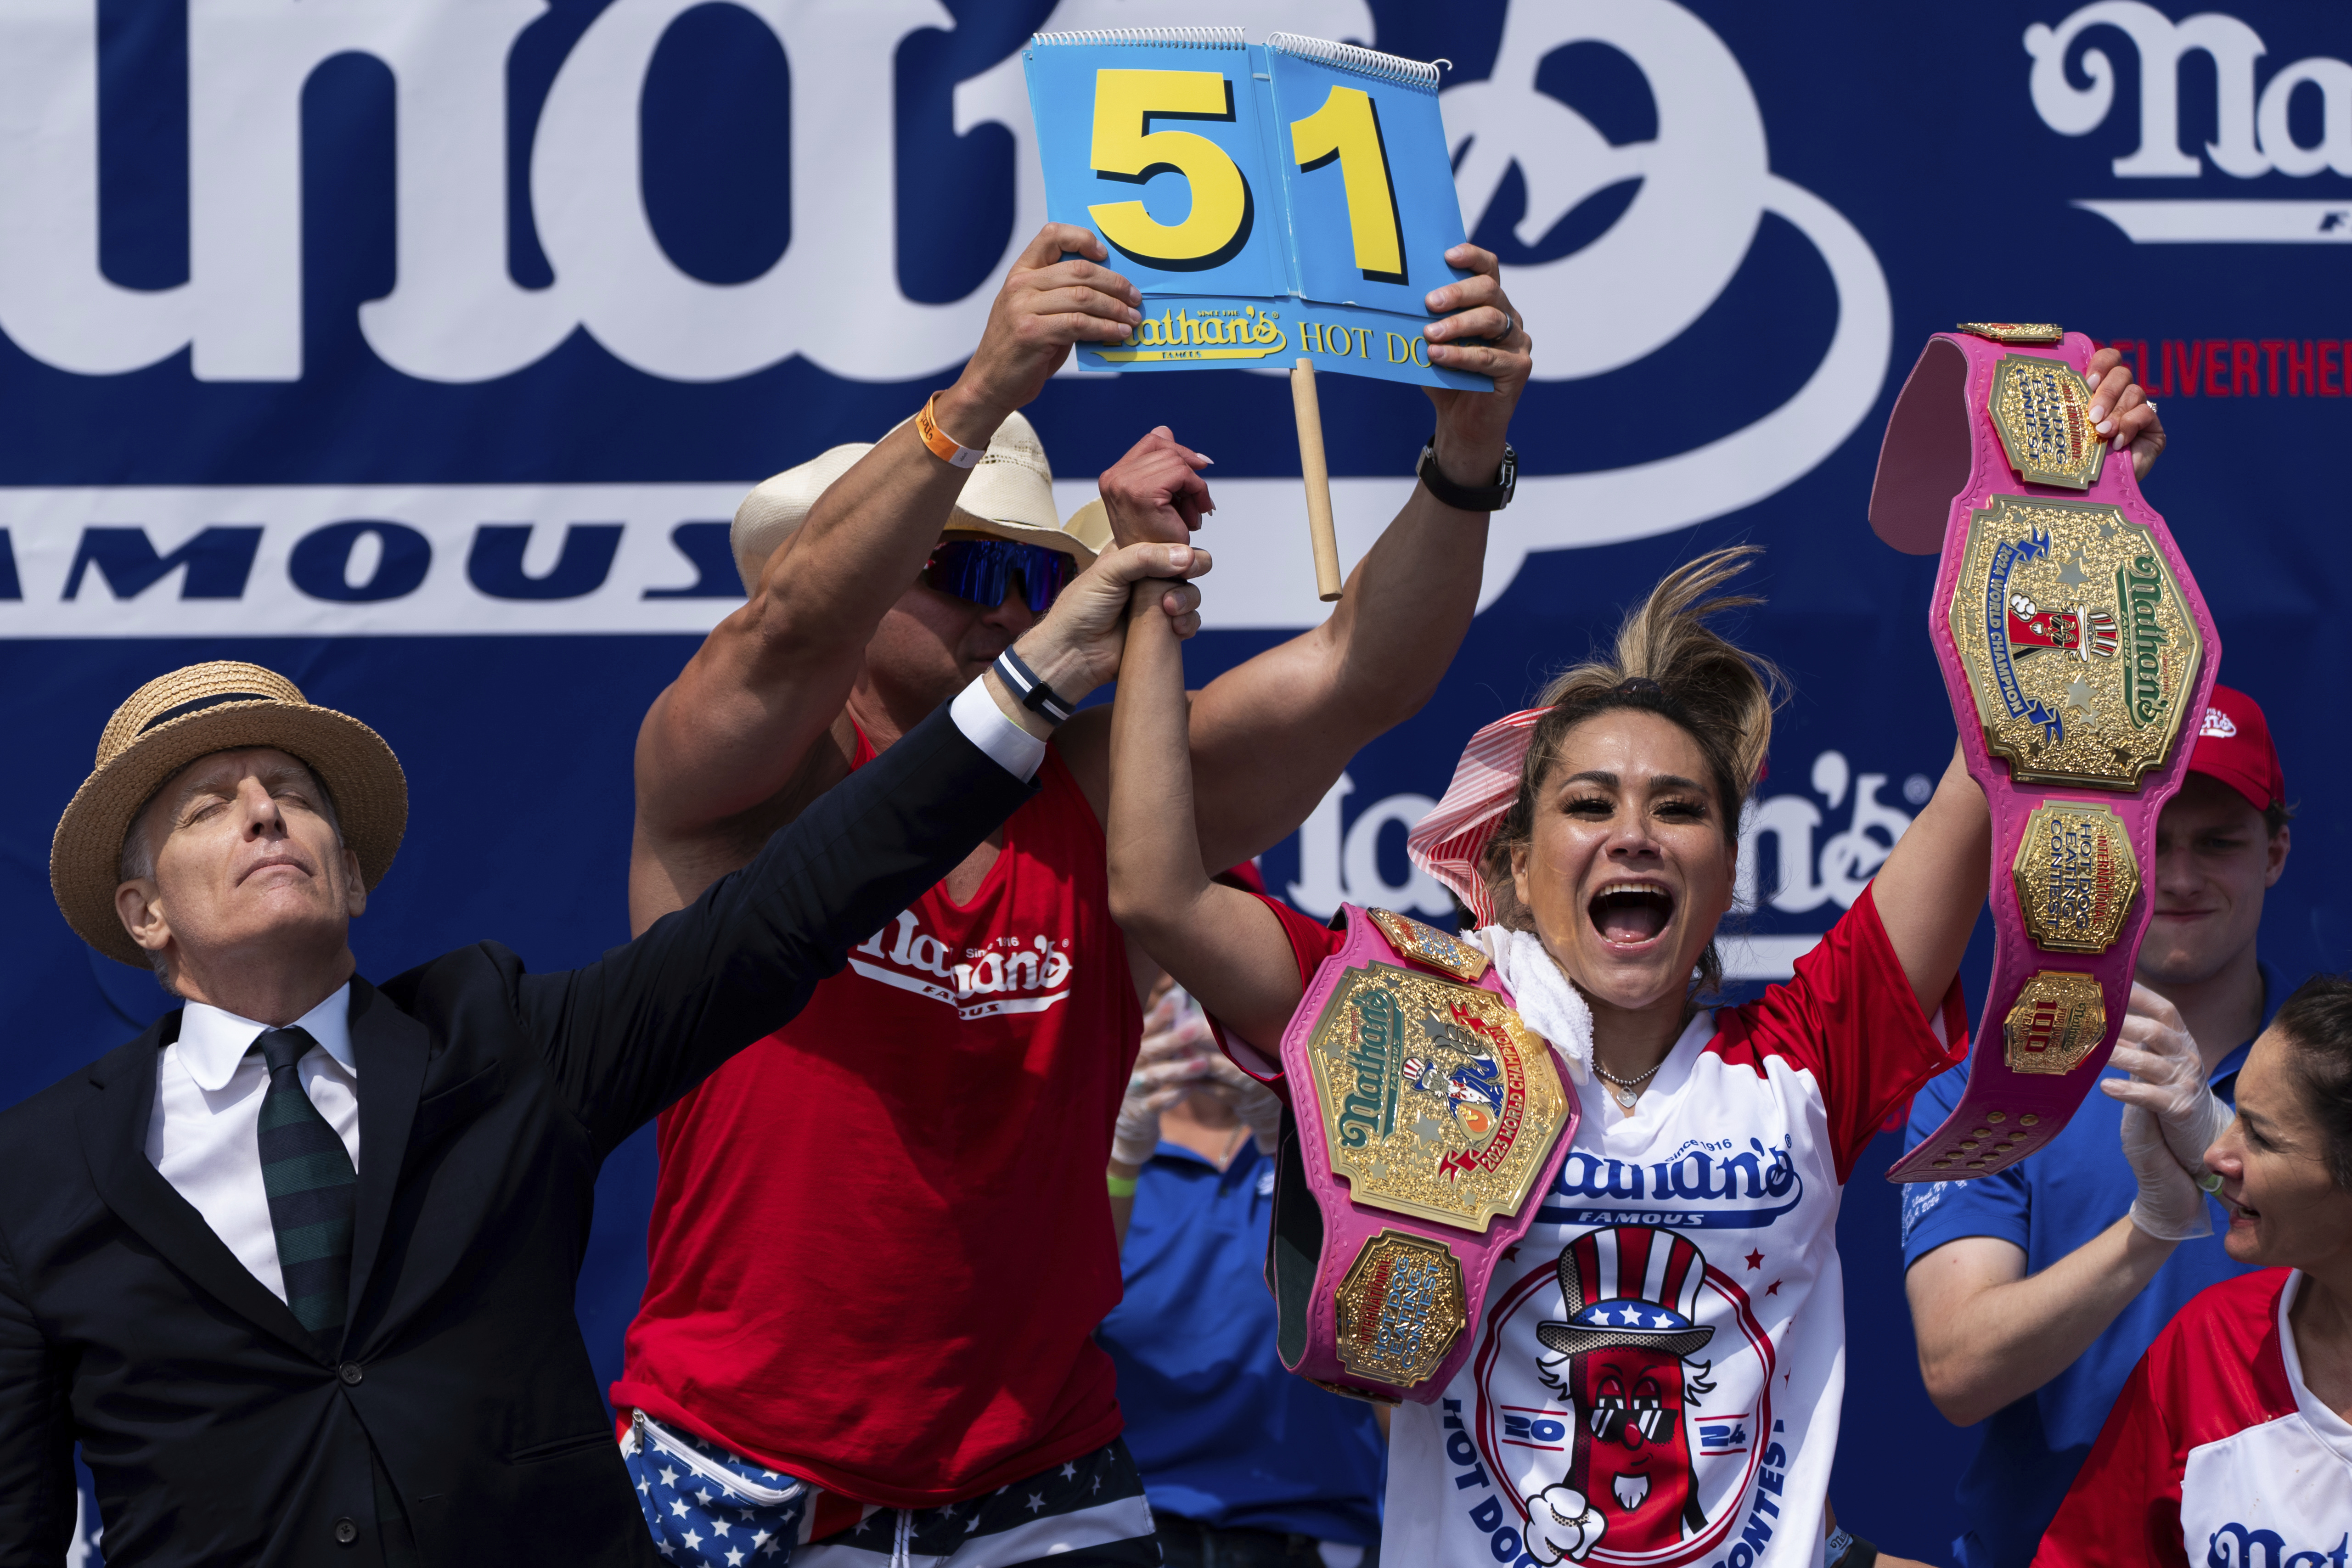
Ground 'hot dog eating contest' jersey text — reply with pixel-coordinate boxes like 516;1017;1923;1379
1227;887;1965;1568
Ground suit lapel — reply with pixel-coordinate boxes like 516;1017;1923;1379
76;1023;320;1359
344;977;428;1326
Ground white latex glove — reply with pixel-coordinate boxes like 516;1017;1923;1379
1193;1047;1286;1156
2121;1103;2212;1241
2101;983;2232;1187
1114;989;1216;1168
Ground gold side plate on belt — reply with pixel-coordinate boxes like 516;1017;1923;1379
1368;907;1490;982
1948;495;2204;790
1989;354;2108;490
1305;963;1569;1232
2012;802;2141;954
2003;971;2108;1076
1334;1229;1467;1389
1958;321;2063;343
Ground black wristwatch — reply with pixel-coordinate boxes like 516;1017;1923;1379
1416;439;1517;512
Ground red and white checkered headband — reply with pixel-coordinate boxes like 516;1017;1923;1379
1405;707;1547;928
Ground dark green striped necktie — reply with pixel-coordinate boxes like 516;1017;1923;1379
253;1026;356;1337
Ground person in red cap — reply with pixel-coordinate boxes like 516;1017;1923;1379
1900;684;2297;1568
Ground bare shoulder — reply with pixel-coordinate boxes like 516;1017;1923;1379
626;717;857;934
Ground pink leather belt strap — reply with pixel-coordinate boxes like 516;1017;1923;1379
1868;325;2221;1183
1267;905;1578;1403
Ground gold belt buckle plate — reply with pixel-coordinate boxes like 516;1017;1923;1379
1304;963;1570;1233
1333;1229;1468;1389
1947;495;2204;792
2012;801;2140;955
2003;971;2109;1077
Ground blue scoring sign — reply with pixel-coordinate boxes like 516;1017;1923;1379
1022;29;1488;391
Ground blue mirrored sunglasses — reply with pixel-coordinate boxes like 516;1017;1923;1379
922;537;1075;613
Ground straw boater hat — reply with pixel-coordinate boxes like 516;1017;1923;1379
52;662;408;967
729;409;1114;595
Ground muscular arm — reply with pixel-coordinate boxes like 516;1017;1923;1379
1062;244;1534;869
1105;588;1311;1055
1905;1224;2178;1427
628;224;1143;932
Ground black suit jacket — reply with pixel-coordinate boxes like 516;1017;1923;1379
0;703;1035;1567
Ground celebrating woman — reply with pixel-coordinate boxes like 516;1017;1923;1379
2033;977;2352;1567
1106;546;1989;1568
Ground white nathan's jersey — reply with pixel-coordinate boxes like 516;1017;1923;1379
1380;891;1964;1568
2037;1268;2352;1568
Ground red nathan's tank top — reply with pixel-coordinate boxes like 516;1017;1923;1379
611;733;1142;1507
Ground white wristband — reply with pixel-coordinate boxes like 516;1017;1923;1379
950;675;1047;782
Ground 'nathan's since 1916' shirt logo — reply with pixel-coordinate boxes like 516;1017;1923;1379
848;909;1075;1021
1383;895;1962;1568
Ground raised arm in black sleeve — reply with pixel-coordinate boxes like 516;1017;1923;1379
516;696;1035;1152
0;1224;76;1567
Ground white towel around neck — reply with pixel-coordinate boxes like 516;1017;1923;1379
1473;924;1595;1084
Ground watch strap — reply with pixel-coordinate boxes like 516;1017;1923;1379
1417;440;1517;511
993;647;1073;725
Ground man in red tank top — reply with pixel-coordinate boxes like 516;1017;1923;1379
612;223;1534;1564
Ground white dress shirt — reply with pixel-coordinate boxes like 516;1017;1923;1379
951;672;1048;780
134;680;1027;1306
144;983;359;1304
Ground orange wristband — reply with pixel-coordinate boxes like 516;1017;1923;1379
917;392;985;469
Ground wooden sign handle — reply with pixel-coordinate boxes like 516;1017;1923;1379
1291;358;1343;603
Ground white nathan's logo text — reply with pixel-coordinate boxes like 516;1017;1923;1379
849;910;1074;1022
2031;2;2352;242
0;0;1890;634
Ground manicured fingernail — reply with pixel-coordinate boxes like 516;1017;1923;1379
2088;403;2107;423
2096;418;2115;435
1195;453;1214;465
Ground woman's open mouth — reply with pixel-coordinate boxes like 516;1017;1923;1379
1590;881;1675;949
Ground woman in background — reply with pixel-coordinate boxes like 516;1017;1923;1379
2033;977;2352;1567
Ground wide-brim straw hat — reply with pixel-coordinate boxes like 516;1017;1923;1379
52;662;408;967
731;409;1108;595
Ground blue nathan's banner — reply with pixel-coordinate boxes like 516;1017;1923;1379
4;2;2346;1557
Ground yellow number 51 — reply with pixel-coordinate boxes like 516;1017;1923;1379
1088;70;1255;271
1289;85;1406;284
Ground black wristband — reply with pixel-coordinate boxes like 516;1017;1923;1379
993;647;1073;725
1827;1529;1878;1568
1417;438;1517;511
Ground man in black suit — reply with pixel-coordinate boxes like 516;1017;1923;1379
0;536;1209;1567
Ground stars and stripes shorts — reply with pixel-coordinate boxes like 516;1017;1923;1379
621;1411;1161;1567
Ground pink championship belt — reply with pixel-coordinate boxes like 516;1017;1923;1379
1266;906;1578;1402
1869;324;2220;1183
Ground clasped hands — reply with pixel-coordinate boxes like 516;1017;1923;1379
2105;983;2233;1240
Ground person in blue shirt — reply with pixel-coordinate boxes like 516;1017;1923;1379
1101;974;1386;1568
1898;684;2296;1568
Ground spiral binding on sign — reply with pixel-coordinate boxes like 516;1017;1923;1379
1030;27;1245;51
1266;33;1442;90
